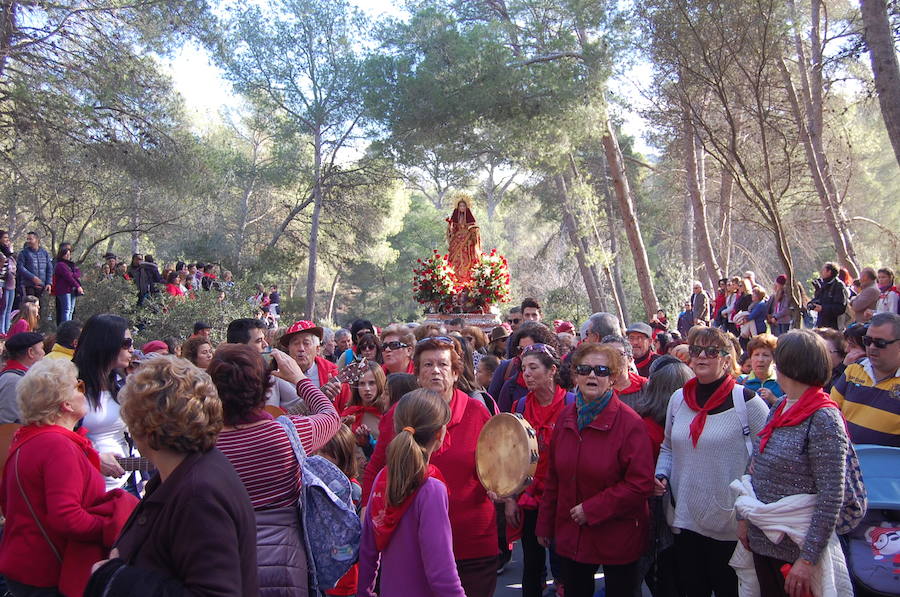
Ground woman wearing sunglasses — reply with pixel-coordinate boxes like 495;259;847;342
380;324;416;375
73;314;136;491
362;336;497;597
536;343;654;597
654;327;769;597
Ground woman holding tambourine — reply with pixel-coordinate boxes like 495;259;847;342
536;342;655;597
494;343;575;597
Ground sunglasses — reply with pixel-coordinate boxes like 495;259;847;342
862;336;900;349
574;364;612;377
688;345;729;358
521;343;557;358
358;344;378;351
121;337;133;350
383;341;409;351
507;318;521;324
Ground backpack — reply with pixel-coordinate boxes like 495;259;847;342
514;392;575;414
276;416;361;592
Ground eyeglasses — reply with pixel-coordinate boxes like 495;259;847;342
121;337;133;350
507;318;521;324
862;336;900;349
688;345;729;358
521;343;557;358
383;341;409;351
574;364;612;377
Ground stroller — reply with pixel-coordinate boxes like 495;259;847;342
846;444;900;596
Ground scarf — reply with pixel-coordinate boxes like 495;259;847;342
369;464;446;551
634;351;656;372
576;388;613;431
10;424;101;472
341;405;383;432
757;386;839;453
3;359;29;373
682;375;737;447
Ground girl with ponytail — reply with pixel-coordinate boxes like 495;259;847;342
358;389;466;597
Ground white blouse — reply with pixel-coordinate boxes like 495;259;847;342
83;390;130;491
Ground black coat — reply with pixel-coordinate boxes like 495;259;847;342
813;277;848;329
85;448;259;597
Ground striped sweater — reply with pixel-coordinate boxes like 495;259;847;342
217;379;340;510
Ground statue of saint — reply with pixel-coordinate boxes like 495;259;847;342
446;195;481;283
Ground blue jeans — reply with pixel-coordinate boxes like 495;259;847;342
0;288;14;333
55;292;76;322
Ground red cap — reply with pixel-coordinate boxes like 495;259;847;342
141;340;169;354
279;320;324;348
554;320;575;334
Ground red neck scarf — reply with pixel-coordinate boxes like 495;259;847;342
682;375;736;447
524;386;568;445
2;360;28;373
634;351;656;371
369;464;446;551
758;386;840;453
340;405;383;431
10;424;101;472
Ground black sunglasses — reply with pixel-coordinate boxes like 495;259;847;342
121;337;133;350
507;318;521;324
574;364;612;377
862;336;900;349
688;345;729;358
383;341;409;351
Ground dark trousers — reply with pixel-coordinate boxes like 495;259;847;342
753;553;790;597
559;556;641;597
521;508;547;597
6;578;62;597
456;555;497;597
645;546;682;597
673;529;738;597
496;502;511;569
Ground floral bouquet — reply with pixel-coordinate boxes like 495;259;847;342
413;251;460;313
468;249;511;309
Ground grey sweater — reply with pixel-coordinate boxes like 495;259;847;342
748;402;847;564
656;387;770;541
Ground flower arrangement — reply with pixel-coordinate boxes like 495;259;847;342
468;249;511;309
413;251;460;313
413;248;511;313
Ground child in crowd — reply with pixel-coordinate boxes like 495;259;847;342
476;354;500;392
385;372;418;408
340;361;388;460
357;389;465;597
318;424;361;597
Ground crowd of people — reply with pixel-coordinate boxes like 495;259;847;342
0;257;896;597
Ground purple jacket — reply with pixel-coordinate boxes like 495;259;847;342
357;476;465;597
52;260;81;296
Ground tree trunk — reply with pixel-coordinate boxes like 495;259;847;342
860;0;900;169
556;175;604;313
326;267;341;323
717;166;733;275
597;156;631;324
305;130;324;321
602;263;626;325
683;107;722;287
778;57;858;277
234;176;257;274
601;117;659;319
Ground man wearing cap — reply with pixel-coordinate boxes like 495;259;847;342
45;320;82;360
141;340;169;355
280;320;339;393
0;332;45;423
190;321;212;341
626;322;660;377
227;317;306;413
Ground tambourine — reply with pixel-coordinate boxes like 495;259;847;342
475;413;539;498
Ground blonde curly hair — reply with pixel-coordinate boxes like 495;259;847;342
17;359;79;425
119;356;223;454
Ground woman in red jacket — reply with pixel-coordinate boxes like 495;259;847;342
0;358;137;597
361;336;498;597
536;343;655;597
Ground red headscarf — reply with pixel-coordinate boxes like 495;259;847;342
368;465;446;551
681;375;737;447
758;386;840;453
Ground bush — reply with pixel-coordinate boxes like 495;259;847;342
75;278;255;345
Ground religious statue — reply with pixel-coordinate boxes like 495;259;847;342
446;194;481;283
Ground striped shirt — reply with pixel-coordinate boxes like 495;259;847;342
831;359;900;447
217;378;340;510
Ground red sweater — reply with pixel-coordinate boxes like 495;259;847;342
0;426;136;593
362;389;497;561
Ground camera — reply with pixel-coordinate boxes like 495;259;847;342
807;300;819;311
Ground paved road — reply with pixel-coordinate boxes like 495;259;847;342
493;542;653;597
